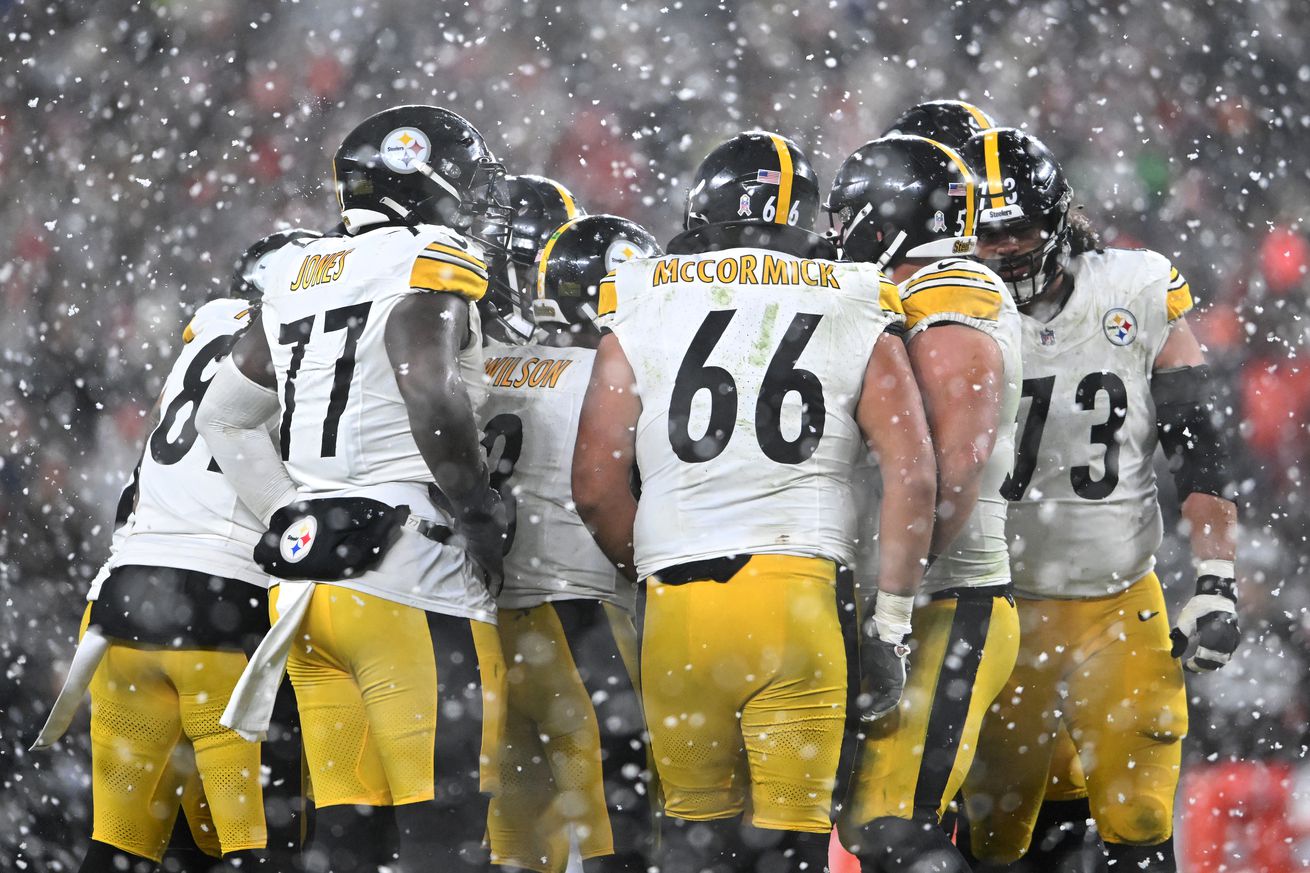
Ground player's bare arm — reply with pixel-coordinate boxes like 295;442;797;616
572;332;641;581
196;311;298;523
1153;316;1238;560
853;330;936;720
1152;314;1241;672
908;323;1004;559
386;293;487;508
858;331;937;600
386;291;506;583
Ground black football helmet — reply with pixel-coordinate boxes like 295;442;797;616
883;100;998;150
533;214;661;329
507;175;586;277
683;130;820;229
332;105;510;247
672;131;832;256
960;127;1073;303
482;174;587;326
827;135;977;269
230;228;323;297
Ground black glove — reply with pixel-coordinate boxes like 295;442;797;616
857;624;910;723
438;486;510;597
1170;573;1239;673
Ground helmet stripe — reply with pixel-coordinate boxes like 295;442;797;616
535;216;585;299
918;136;976;238
549;181;580;218
982;129;1006;209
767;134;794;225
960;101;996;132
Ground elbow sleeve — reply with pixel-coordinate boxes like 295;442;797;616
1152;364;1237;502
197;358;299;523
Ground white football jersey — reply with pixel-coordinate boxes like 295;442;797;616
480;340;630;611
256;224;494;620
90;298;267;598
1004;248;1194;599
900;259;1023;594
606;248;904;578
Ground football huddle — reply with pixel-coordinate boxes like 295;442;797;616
33;99;1241;873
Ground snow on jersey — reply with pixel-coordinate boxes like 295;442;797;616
258;225;488;494
902;258;1023;593
256;224;494;619
1004;248;1194;599
480;340;629;612
606;249;904;578
90;298;267;597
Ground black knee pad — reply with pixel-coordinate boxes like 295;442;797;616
395;796;490;870
750;829;829;873
80;840;158;873
305;805;397;873
1010;798;1103;873
852;816;971;873
1104;838;1175;873
658;816;745;873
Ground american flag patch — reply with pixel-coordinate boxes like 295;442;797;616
757;169;783;184
947;182;968;197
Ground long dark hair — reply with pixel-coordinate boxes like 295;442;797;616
1067;206;1103;255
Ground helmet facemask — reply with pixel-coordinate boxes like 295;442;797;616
977;209;1070;304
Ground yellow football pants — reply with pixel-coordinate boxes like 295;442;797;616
88;611;265;860
964;573;1187;859
1045;722;1089;803
642;554;853;834
278;584;505;808
488;600;646;873
841;588;1019;835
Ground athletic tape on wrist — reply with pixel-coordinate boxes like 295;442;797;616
1194;558;1235;580
874;591;915;643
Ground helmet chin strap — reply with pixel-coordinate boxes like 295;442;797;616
877;230;908;269
411;157;465;203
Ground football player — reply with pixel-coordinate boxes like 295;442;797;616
883;99;997;149
572;131;937;873
957;128;1240;873
483;214;661;873
482;174;586;343
32;228;320;873
887;102;1109;873
826;134;1022;873
197;105;512;873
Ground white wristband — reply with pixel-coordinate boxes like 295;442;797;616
1195;559;1235;579
873;591;915;643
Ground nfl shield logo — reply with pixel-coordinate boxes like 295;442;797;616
1039;328;1056;346
738;193;752;216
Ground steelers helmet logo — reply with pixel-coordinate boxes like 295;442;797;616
1103;308;1138;346
604;238;641;271
280;516;318;564
380;127;431;174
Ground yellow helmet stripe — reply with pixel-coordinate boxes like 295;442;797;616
767;134;794;225
332;160;345;212
535;216;584;299
918;135;976;238
982;129;1006;209
549;180;580;219
959;101;995;132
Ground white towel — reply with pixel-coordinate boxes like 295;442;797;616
30;627;110;751
220;581;316;742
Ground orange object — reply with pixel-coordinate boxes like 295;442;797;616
830;827;860;873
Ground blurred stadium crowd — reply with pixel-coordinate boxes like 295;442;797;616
2;0;1307;867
